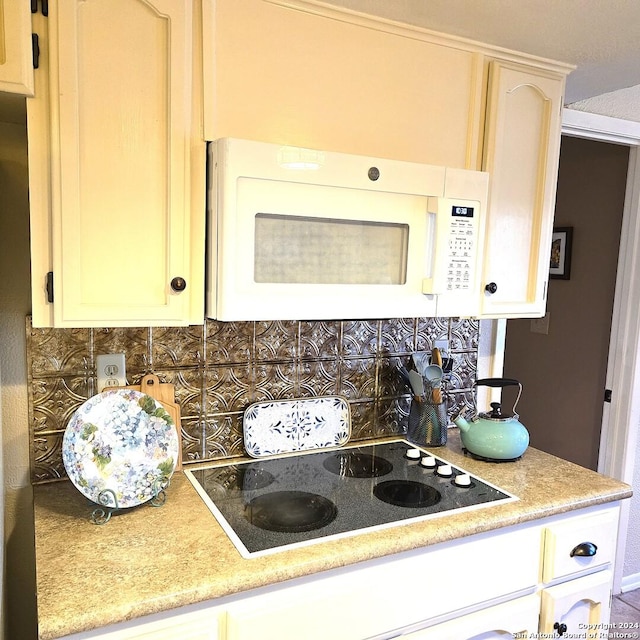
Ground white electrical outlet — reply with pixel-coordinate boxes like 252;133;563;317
96;353;127;391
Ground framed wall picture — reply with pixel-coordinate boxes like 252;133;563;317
550;227;573;280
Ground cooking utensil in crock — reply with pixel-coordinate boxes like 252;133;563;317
408;369;426;400
423;364;443;404
412;352;430;376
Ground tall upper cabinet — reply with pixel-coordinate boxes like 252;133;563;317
480;61;565;317
0;0;34;95
28;0;206;327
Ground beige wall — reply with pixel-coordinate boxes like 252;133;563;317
0;118;37;639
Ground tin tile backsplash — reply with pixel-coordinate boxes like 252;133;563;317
27;316;479;484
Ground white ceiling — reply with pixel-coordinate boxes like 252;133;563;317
323;0;640;107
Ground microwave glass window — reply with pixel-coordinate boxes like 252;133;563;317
254;214;409;285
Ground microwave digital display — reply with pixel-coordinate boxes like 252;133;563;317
452;206;474;218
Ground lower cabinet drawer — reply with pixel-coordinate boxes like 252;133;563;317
542;505;619;583
60;607;221;640
224;525;540;640
404;594;540;639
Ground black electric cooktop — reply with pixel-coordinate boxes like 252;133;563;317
185;439;517;557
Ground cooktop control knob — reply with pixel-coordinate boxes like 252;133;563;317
436;464;453;477
406;448;422;460
420;455;437;468
454;473;472;487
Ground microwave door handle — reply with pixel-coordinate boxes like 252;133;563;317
422;197;449;295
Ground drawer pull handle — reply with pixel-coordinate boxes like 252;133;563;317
570;542;597;557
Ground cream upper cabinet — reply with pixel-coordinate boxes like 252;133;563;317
205;0;485;169
28;0;206;327
480;60;565;318
0;0;34;95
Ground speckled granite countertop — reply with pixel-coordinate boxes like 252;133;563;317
34;431;632;639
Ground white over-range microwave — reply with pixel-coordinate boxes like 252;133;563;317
206;138;489;321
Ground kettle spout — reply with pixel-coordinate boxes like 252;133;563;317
454;410;471;433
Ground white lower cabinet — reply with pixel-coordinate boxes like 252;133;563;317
539;570;612;638
57;504;621;640
224;524;539;640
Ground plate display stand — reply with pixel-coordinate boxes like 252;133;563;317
89;477;172;525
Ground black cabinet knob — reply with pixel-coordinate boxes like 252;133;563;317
485;282;498;294
170;277;187;292
554;622;568;636
570;542;597;557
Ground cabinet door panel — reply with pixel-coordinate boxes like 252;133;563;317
481;61;564;317
49;0;193;326
539;570;612;637
0;0;34;95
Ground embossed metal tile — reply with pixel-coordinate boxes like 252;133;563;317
27;316;480;483
152;325;204;369
29;326;91;376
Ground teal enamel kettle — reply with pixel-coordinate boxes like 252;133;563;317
454;378;529;461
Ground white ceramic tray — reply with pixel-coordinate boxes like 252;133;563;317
243;396;351;458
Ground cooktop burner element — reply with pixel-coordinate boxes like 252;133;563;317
245;491;338;533
373;480;441;508
186;440;518;557
322;451;393;478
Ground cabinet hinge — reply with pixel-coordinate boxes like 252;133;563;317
31;34;40;69
604;389;612;403
31;0;49;17
46;271;54;303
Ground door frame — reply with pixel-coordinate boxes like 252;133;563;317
561;110;640;593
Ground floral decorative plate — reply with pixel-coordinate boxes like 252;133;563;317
243;396;351;458
62;389;179;508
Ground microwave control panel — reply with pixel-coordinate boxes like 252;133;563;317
447;205;476;291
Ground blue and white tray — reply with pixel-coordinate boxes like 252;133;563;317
243;396;351;458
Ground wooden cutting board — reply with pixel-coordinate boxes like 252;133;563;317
108;374;183;471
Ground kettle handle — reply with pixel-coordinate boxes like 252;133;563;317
475;378;520;388
475;378;522;416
